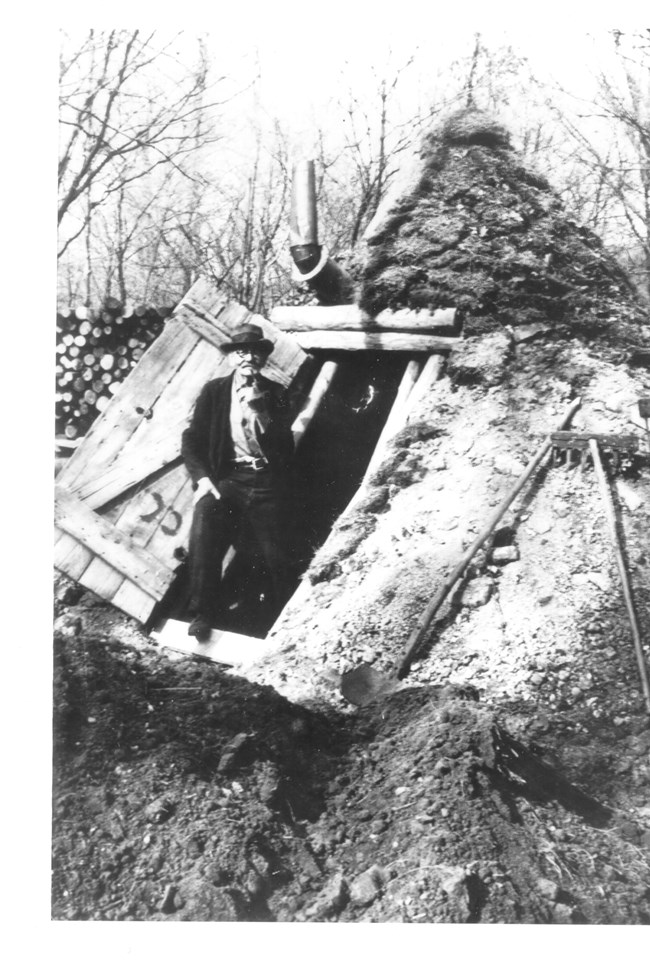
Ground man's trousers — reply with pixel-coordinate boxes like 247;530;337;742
187;466;294;622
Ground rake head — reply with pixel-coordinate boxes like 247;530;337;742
550;431;639;473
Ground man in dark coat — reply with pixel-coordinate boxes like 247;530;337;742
181;323;296;641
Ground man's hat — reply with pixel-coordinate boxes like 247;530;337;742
220;323;274;355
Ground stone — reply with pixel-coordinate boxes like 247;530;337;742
490;545;520;564
217;733;253;773
461;577;493;608
304;873;349;920
615;480;643;512
536;878;560;901
54;581;84;606
144;797;176;824
552;903;575;924
175;876;241;921
159;884;177;914
369;818;388;834
350;865;386;907
54;614;83;638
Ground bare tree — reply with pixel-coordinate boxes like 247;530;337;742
544;30;650;298
58;30;228;263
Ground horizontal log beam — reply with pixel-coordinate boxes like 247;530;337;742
270;304;458;333
292;331;461;352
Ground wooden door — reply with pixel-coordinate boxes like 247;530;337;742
54;278;308;623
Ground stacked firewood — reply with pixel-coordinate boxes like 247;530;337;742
55;298;174;439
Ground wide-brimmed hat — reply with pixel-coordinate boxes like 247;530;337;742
220;323;274;355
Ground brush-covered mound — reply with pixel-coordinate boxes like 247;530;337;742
357;109;647;345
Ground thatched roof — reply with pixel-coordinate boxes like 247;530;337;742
357;109;647;345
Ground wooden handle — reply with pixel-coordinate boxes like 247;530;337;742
589;439;650;714
397;397;582;678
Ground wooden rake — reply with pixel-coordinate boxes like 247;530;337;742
550;429;650;715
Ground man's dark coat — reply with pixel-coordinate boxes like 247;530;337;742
181;373;294;487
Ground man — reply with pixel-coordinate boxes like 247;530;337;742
181;323;296;641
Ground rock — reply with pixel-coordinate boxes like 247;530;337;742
159;884;177;914
144;797;176;824
217;733;253;773
552;903;575;924
245;869;265;898
175;875;241;921
536;877;560;901
490;545;520;564
350;865;386;907
369;818;388;834
54;614;83;638
587;571;610;592
616;480;643;512
54;581;84;606
304;873;349;920
462;577;493;608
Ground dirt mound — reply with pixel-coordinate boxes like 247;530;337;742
357;110;648;344
52;584;650;922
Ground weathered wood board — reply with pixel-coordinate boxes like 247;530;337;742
150;618;276;666
54;279;309;623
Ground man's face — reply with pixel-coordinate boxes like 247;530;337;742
230;346;268;377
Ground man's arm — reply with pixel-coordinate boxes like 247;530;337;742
181;383;214;486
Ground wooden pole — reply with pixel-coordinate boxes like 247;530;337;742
404;355;446;423
397;397;583;678
293;331;460;352
589;438;650;714
271;303;458;333
341;359;424;522
292;360;339;448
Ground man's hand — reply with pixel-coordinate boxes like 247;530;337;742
193;476;221;505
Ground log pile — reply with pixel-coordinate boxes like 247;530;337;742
55;300;175;439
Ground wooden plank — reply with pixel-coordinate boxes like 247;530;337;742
58;318;202;490
292;360;339;447
144;473;194;563
114;336;228;464
71;440;185;510
55;486;175;599
77;555;135;606
404;354;446;423
109;580;160;624
291;331;461;352
271;303;458;333
150;618;276;666
105;463;194;562
70;330;228;509
178;285;308;388
80;464;193;620
364;359;423;481
54;530;94;582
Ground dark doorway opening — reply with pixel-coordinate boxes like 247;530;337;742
157;353;409;638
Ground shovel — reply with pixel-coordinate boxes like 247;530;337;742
340;397;582;706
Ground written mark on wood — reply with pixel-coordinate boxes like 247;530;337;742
139;490;183;535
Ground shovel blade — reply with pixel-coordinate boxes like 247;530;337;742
340;664;399;706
